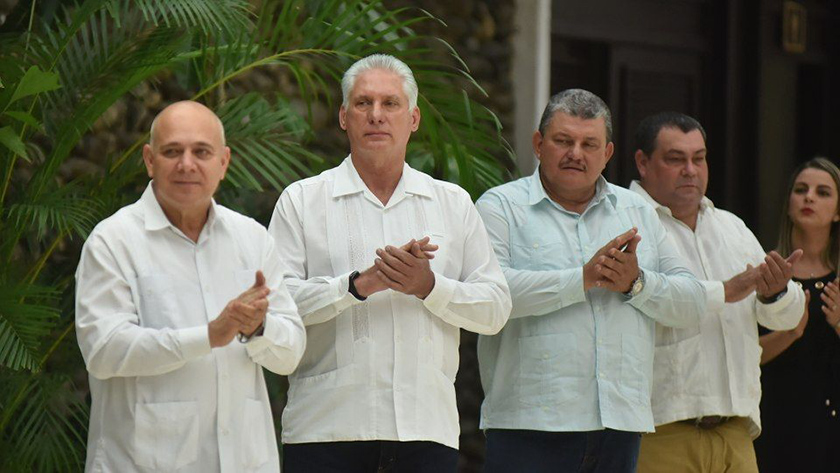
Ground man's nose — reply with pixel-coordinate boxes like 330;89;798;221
566;142;583;159
368;103;384;123
682;161;698;176
177;152;198;171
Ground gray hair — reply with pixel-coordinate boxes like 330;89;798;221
341;54;418;110
538;89;613;142
149;101;226;148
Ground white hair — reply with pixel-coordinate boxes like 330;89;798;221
149;101;226;147
341;54;418;110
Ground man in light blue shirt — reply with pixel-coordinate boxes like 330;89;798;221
475;89;707;473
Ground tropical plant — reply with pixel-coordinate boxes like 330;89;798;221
0;0;514;470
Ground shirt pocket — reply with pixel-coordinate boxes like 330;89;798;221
132;400;199;470
241;398;272;470
511;238;578;271
621;334;653;405
517;333;580;407
652;333;707;402
136;273;178;329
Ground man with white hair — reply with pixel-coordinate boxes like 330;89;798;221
75;101;306;472
270;54;511;472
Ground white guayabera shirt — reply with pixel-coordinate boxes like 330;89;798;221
75;183;306;473
269;156;511;450
630;181;804;437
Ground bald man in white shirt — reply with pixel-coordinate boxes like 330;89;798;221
270;54;511;473
631;112;805;473
75;101;305;472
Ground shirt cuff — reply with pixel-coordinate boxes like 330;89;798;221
332;271;365;311
759;280;800;313
245;315;276;356
423;272;456;315
559;269;587;308
702;280;725;313
177;325;212;360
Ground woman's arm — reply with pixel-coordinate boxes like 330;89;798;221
760;289;810;365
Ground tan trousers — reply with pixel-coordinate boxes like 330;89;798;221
637;417;758;473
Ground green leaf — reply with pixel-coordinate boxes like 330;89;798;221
8;66;61;106
4;111;42;130
0;285;60;372
0;126;29;161
6;183;106;239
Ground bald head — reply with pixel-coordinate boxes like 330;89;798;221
142;100;231;221
149;101;226;149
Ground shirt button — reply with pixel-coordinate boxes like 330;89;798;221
533;243;539;249
221;428;230;435
542;353;549;360
221;372;229;381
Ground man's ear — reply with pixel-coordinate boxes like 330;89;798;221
142;144;154;178
339;106;347;130
532;131;543;161
634;149;649;180
604;141;615;164
410;106;420;132
220;146;231;180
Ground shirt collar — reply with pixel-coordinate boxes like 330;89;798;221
629;180;714;217
527;165;616;208
141;181;219;233
331;155;433;199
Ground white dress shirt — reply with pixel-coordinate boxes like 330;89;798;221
475;170;706;434
268;156;511;449
75;183;306;472
630;181;804;437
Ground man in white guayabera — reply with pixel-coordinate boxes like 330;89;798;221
75;101;306;472
269;54;512;473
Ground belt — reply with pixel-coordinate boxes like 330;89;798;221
682;416;731;430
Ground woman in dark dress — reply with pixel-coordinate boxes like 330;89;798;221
755;157;840;472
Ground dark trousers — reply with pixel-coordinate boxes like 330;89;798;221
283;440;459;473
484;428;641;473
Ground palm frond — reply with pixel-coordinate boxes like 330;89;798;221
6;182;106;240
218;93;323;193
0;372;88;472
132;0;252;37
0;284;60;371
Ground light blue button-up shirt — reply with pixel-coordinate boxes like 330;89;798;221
475;168;706;433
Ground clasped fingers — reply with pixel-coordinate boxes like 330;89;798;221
375;245;435;299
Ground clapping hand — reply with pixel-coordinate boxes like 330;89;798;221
375;240;436;299
584;228;640;293
353;237;438;298
208;271;269;347
822;279;840;332
753;250;803;301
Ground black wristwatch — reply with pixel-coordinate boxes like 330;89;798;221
348;270;367;301
757;287;787;304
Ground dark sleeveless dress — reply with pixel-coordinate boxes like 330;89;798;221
755;272;840;472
